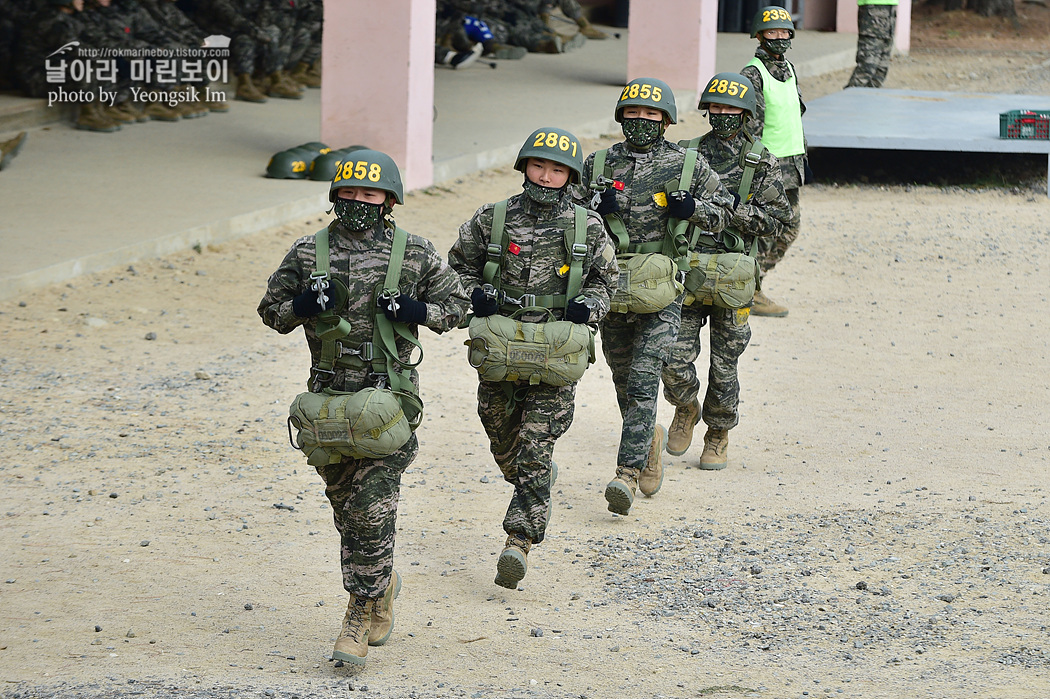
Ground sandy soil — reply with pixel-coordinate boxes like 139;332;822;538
2;9;1050;699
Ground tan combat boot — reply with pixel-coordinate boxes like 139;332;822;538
638;425;666;496
115;101;149;122
699;427;729;470
484;42;526;60
142;99;181;122
307;60;322;81
205;93;229;113
267;71;304;99
534;35;562;53
0;131;27;170
76;102;121;132
751;289;788;317
368;571;401;647
576;16;608;39
235;73;268;103
333;594;374;665
494;532;532;589
290;61;321;88
178;86;209;119
666;399;701;456
103;103;137;124
604;466;637;515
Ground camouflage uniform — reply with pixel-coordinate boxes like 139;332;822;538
662;131;791;429
741;47;807;276
286;0;322;70
183;0;284;76
578;140;734;477
448;190;616;543
258;218;468;599
846;1;897;89
12;5;86;99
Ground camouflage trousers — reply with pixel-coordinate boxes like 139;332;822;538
662;303;751;431
847;5;896;89
600;300;682;474
229;25;286;77
314;434;416;600
478;380;575;544
758;184;799;276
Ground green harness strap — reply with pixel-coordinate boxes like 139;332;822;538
310;225;424;428
684;137;766;257
591;147;696;266
482;198;588;311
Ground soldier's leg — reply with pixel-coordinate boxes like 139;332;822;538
315;435;417;600
846;5;881;88
702;306;751;431
662;303;705;455
870;6;897;88
758;184;800;276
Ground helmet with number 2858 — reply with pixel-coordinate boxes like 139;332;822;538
328;149;404;204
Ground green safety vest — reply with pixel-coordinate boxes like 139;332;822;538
858;1;898;6
481;198;589;311
746;58;805;158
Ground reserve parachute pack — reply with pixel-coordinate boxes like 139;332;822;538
466;199;596;387
676;136;766;309
591;147;701;314
287;225;424;465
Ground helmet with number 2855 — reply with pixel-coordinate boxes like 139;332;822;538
615;77;677;124
328;149;405;204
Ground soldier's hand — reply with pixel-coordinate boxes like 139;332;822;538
381;294;427;325
595;188;619;216
253;26;272;44
471;287;498;318
292;290;324;318
666;190;695;219
565;298;590;324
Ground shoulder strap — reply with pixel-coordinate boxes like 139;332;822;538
482;199;509;289
677;136;702;150
591;149;631;254
665;148;698;266
564;204;588;303
737;137;766;204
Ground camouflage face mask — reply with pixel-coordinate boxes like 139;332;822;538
522;178;564;205
709;113;744;138
764;38;791;55
621;117;663;149
334;198;384;231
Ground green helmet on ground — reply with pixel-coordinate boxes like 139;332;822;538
328;149;404;205
514;127;584;184
309;145;368;181
751;5;795;38
698;72;757;117
615;77;677;124
266;142;329;180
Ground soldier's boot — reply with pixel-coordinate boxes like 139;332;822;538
483;41;527;60
307;60;322;81
494;532;531;589
332;594;374;665
604;466;638;515
116;101;149;122
178;86;209;119
563;31;587;51
751;289;788;317
368;570;401;647
103;103;137;124
290;61;321;88
539;11;554;30
205;91;230;113
576;16;608;39
0;131;27;171
75;102;121;133
638;425;666;497
142;99;181;122
534;35;563;54
699;427;729;471
267;71;304;99
235;73;268;103
666;399;701;456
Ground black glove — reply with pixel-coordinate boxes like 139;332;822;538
666;190;695;219
731;191;741;209
292;290;324;318
380;294;427;325
565;298;590;324
471;286;498;318
595;188;619;216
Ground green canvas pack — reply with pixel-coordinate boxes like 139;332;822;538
682;251;758;309
288;387;414;466
609;252;685;314
466;309;595;387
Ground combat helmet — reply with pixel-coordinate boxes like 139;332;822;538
751;5;795;38
698;73;757;117
514;127;583;184
328;149;404;205
615;77;677;124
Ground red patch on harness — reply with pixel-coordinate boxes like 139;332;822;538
508;242;521;255
612;180;625;191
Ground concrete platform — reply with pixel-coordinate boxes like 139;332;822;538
805;88;1050;196
0;29;857;301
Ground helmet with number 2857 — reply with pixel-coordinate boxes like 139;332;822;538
698;72;757;117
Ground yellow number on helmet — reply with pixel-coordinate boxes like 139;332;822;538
353;161;366;180
728;81;739;96
533;131;546;147
619;86;630;101
762;10;771;22
639;84;651;99
341;161;354;181
628;83;640;98
545;132;558;148
368;163;381;182
292;161;305;173
558;135;570;151
738;85;748;98
652;86;662;101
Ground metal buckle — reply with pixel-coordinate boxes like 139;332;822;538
486;243;502;261
335;341;374;363
520;293;537;307
744;151;762;167
571;242;587;261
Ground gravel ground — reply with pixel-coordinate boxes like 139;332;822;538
3;8;1050;699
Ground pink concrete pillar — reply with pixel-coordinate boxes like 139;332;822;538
321;0;435;191
626;0;719;95
837;0;911;53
